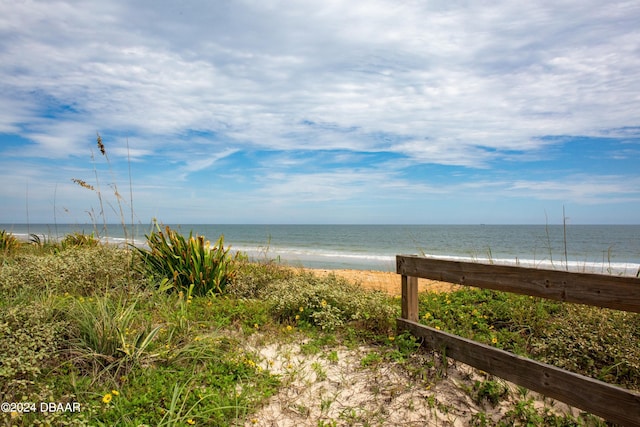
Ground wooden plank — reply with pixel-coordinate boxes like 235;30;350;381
397;255;640;313
401;275;419;322
397;318;640;427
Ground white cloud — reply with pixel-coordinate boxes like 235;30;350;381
507;175;640;204
1;0;639;223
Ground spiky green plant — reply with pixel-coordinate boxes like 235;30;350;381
134;224;238;296
0;230;20;254
70;296;160;376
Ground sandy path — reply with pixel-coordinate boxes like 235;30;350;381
243;268;584;426
306;268;461;295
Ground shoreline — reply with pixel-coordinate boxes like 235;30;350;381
306;268;461;295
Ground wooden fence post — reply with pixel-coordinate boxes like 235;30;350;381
401;275;418;322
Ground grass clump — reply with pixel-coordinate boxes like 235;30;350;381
69;296;161;378
134;223;239;296
0;229;21;255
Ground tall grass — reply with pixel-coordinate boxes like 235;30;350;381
70;296;161;379
0;229;20;255
70;133;135;244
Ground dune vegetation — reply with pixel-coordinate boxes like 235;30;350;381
1;226;638;426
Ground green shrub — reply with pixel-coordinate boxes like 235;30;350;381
229;260;295;298
135;224;238;296
264;272;395;333
0;246;142;297
418;288;562;354
530;305;640;389
0;301;68;402
61;232;99;248
418;288;640;391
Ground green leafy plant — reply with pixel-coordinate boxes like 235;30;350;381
501;398;544;426
419;287;640;392
473;379;509;405
387;331;421;362
134;223;239;296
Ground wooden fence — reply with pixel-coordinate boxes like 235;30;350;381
396;255;640;427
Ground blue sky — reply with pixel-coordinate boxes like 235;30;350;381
1;0;639;225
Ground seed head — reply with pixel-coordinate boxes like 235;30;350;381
97;133;106;156
72;178;95;191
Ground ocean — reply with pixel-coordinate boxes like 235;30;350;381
3;223;640;276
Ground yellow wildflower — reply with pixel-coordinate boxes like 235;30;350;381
321;300;327;308
491;337;498;344
286;325;293;331
299;306;304;312
187;419;196;425
102;393;113;404
111;390;119;396
388;336;395;341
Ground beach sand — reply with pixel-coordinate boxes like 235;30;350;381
307;268;460;295
248;269;582;426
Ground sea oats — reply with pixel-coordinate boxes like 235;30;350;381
97;132;106;156
71;178;95;191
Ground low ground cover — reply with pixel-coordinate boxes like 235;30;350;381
1;230;637;426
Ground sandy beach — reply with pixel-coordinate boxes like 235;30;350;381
307;268;460;295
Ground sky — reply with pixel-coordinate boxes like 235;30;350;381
1;0;639;225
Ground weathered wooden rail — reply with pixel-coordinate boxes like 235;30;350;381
396;255;640;427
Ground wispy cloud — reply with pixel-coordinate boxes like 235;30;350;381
1;0;639;223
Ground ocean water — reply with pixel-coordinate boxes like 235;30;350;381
3;223;640;275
